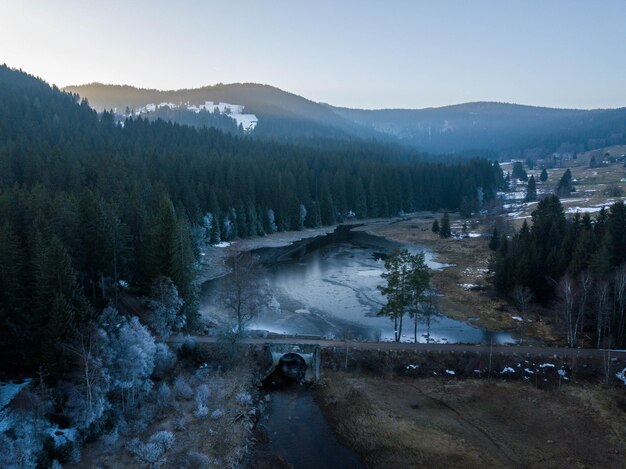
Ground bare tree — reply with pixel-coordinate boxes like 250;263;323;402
614;264;626;345
218;253;270;337
575;271;592;345
595;279;610;348
558;275;577;348
512;285;533;344
421;295;441;344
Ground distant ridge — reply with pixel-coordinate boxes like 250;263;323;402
65;83;626;157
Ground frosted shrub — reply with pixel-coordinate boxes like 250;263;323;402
235;391;252;406
174;416;188;431
174;376;193;401
185;451;214;468
195;384;210;402
210;408;224;420
153;343;176;378
127;431;175;468
156;383;172;409
193;403;209;419
100;427;120;448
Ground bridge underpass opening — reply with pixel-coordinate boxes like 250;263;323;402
278;353;307;381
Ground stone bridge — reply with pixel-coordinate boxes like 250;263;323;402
265;343;321;382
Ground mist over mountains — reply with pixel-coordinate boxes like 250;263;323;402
65;82;626;158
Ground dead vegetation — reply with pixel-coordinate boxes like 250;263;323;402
317;371;626;469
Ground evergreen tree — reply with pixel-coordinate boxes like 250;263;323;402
556;169;573;197
539;168;548;182
512;162;528;181
377;249;412;342
431;219;440;234
489;227;500;250
439;212;451;238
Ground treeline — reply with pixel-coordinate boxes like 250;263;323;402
491;195;626;348
131;106;244;135
0;65;503;377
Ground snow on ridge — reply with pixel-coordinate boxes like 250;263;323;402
131;100;258;132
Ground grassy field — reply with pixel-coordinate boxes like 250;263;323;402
361;214;555;342
500;148;626;228
317;371;626;468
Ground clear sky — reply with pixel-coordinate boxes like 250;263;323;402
1;0;625;109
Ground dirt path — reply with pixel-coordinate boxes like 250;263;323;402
168;334;626;359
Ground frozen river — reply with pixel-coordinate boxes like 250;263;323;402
201;226;514;344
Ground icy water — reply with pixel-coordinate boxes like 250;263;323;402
201;227;514;344
258;386;363;469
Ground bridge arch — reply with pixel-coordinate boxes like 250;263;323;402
265;344;321;383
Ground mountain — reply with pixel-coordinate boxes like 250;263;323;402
327;102;626;156
65;83;626;158
64;82;374;141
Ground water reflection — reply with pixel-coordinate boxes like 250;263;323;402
259;387;363;469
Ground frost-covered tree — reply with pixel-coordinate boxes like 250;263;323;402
64;327;112;433
105;316;156;407
153;343;176;379
266;209;277;234
173;376;194;401
127;431;175;468
147;277;185;337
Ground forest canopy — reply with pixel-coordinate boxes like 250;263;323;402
0;65;504;376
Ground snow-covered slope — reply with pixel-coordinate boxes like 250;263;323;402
132;100;257;132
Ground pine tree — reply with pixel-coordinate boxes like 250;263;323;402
377;249;412;342
556;169;573;197
439;212;451;238
525;175;537;202
540;168;548;182
431;219;440;234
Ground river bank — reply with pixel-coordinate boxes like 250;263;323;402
355;212;557;342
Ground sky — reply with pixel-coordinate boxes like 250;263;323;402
1;0;625;109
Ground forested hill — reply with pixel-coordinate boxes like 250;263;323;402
0;65;504;377
66;82;626;157
64;82;373;141
328;102;626;157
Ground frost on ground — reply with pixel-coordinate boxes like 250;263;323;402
74;361;257;468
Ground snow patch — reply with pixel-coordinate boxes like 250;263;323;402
500;367;515;374
445;369;455;375
0;379;31;409
616;368;626;385
133;100;258;132
212;241;231;248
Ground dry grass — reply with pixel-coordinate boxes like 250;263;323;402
362;214;555;342
317;371;626;469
